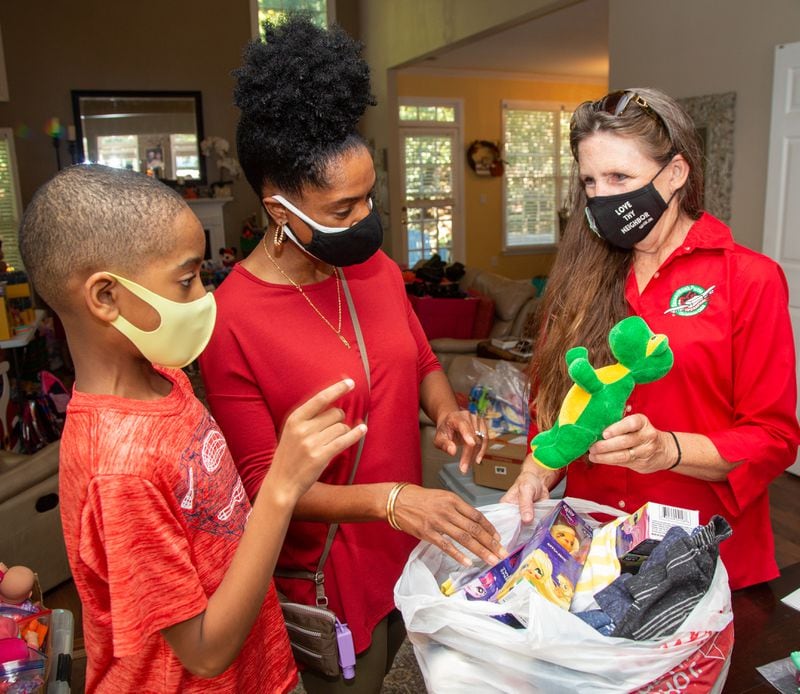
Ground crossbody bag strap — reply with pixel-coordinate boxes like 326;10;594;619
275;268;370;606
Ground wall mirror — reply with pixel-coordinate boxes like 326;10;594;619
71;90;206;183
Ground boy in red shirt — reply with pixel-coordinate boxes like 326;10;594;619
18;164;365;693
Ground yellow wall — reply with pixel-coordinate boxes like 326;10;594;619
396;70;606;280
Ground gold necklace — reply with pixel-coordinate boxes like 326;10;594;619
262;235;350;349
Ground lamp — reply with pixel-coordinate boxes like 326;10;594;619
44;117;63;171
67;125;80;165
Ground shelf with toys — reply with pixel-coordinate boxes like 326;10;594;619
0;561;74;692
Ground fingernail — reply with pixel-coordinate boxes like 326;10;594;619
487;554;500;565
357;424;368;433
461;557;474;568
343;378;355;388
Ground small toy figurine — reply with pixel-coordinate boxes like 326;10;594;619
0;563;49;652
531;316;674;470
0;563;35;608
219;247;237;268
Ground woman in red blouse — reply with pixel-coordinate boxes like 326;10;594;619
503;88;800;590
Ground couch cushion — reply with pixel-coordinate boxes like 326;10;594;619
470;272;536;322
511;297;540;338
409;294;479;339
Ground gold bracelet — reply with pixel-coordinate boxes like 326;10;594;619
386;482;409;531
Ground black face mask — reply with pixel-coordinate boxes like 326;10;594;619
270;195;383;267
584;162;673;250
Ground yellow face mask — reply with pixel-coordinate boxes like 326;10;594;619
106;273;217;368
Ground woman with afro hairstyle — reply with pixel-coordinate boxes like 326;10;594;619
200;14;506;692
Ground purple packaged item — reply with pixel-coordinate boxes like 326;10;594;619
457;500;593;612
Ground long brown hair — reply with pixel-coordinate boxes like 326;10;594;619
529;88;705;429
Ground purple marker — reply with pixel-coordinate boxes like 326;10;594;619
336;620;356;680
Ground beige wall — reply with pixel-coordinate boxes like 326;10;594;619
608;0;800;251
0;1;256;252
397;70;605;279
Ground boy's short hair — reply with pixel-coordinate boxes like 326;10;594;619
20;164;188;310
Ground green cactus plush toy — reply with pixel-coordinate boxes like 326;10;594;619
531;316;674;470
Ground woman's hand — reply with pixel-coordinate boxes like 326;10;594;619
500;454;559;524
391;484;506;567
588;413;678;473
433;409;488;473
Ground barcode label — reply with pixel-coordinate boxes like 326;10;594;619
649;503;699;539
658;505;692;522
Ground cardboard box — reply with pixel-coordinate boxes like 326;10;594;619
472;433;528;490
5;282;31;299
0;296;12;340
617;502;700;573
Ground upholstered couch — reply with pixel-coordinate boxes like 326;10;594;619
429;268;539;371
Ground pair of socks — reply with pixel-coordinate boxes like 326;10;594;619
577;515;732;640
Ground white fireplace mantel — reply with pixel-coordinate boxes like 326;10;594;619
186;197;233;258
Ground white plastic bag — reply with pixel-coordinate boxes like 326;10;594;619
395;499;733;693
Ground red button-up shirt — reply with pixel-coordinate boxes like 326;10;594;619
564;213;800;589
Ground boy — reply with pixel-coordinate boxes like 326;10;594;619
19;164;366;693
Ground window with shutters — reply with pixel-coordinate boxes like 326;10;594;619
502;101;573;250
399;99;463;266
0;129;23;271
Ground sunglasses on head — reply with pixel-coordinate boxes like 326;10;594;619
593;90;669;131
571;90;672;157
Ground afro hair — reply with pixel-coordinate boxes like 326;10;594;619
233;13;376;197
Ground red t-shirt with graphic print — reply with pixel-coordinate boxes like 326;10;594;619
59;367;297;693
563;213;800;589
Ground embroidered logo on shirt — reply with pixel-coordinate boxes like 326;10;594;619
664;284;715;317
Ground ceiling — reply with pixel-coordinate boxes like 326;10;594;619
402;0;609;81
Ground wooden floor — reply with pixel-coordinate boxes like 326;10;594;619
44;471;800;693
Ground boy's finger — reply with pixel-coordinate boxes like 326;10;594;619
293;378;355;419
322;423;367;457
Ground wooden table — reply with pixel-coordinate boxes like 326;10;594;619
476;339;532;363
724;561;800;692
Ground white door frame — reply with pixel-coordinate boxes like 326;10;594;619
762;41;800;475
